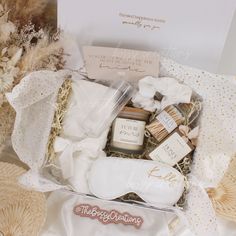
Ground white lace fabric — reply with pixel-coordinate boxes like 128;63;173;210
160;57;236;187
6;70;67;190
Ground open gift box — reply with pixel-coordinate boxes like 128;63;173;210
7;50;236;236
5;1;236;235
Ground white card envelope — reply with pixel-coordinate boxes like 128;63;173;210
58;0;236;73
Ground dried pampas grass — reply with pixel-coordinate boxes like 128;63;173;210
207;155;236;222
1;0;49;26
0;3;64;89
0;1;64;154
19;35;64;79
41;0;57;29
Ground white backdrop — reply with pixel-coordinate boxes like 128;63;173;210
219;10;236;75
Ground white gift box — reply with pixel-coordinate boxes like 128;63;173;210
7;56;236;235
58;0;236;73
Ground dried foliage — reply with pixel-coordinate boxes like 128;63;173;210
1;0;49;27
0;1;64;153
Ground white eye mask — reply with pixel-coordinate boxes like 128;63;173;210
88;157;185;207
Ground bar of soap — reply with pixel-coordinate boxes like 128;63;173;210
88;157;185;207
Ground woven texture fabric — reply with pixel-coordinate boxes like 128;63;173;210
0;162;46;236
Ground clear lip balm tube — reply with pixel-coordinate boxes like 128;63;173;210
80;80;134;138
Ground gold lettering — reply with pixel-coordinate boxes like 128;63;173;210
148;166;178;187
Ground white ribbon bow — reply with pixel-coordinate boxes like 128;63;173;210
54;136;106;179
179;125;199;146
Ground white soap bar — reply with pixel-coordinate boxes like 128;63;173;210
88;157;185;207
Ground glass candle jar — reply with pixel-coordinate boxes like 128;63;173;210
110;107;150;154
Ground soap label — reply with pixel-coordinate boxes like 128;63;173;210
149;132;193;166
113;118;146;145
156;110;177;133
83;46;159;81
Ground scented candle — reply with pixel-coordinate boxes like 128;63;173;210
110;107;150;153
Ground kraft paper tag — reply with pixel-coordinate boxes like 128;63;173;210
83;46;159;81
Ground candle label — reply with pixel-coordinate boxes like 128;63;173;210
149;132;193;166
113;118;146;146
156;110;177;133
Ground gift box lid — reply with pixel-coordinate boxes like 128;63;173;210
58;0;236;73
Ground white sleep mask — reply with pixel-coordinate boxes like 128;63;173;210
88;157;185;207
